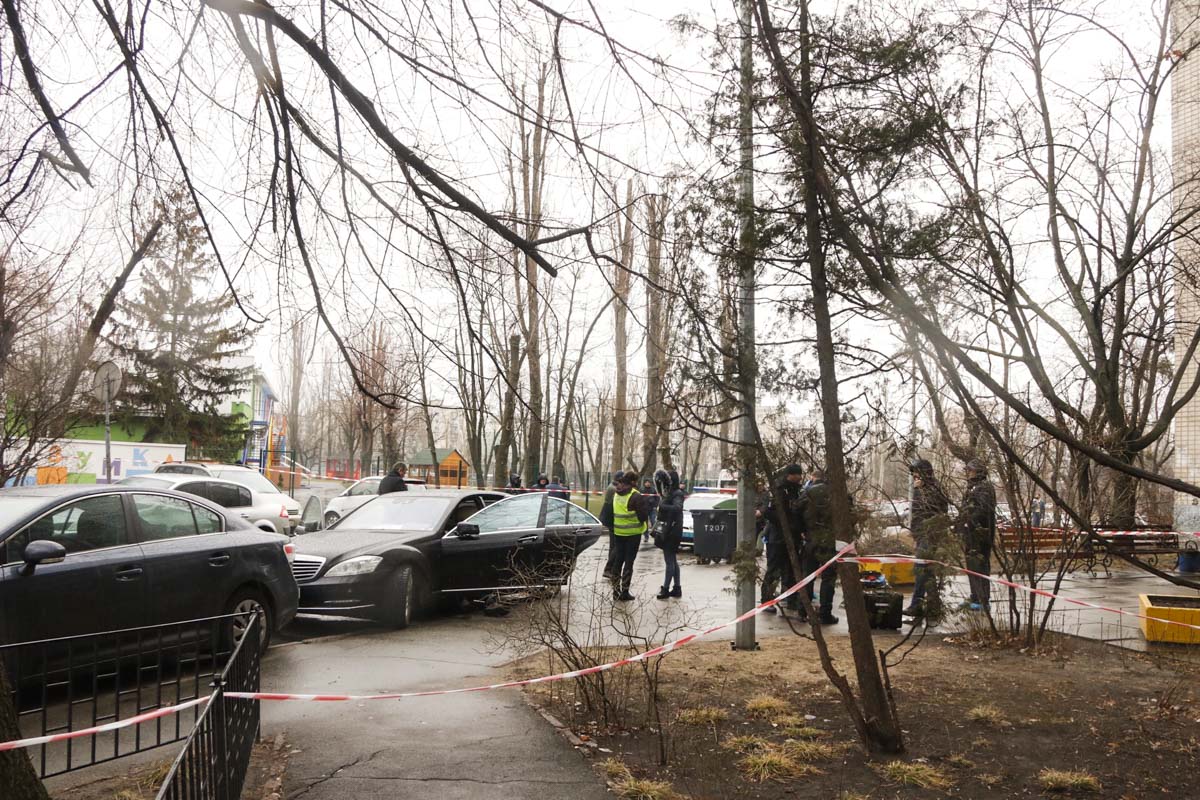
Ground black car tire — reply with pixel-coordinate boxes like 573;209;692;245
224;587;273;653
383;565;416;629
324;511;340;527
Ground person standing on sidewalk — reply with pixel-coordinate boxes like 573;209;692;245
760;465;806;615
956;459;997;611
796;467;844;625
641;479;661;542
903;458;950;619
654;469;685;599
610;472;649;601
601;471;626;580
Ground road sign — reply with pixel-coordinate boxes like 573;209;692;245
92;361;123;403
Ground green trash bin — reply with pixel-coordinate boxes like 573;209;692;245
692;508;737;563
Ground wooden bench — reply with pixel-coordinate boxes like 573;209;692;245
997;526;1093;569
1092;530;1180;569
998;526;1181;574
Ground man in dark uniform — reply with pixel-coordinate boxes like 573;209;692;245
378;461;409;494
956;459;997;611
796;467;842;625
760;464;806;615
903;458;950;618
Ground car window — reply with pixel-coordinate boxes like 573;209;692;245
447;499;482;527
118;477;174;489
544;497;570;526
207;482;244;508
349;479;381;497
176;481;209;500
4;494;130;563
212;469;280;495
193;504;223;534
132;494;200;541
463;494;544;534
157;464;204;475
570;504;599;525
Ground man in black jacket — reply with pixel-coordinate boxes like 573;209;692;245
956;459;997;611
903;458;950;618
796;468;842;625
760;465;805;615
378;462;409;494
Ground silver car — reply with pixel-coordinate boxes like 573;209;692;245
152;462;302;532
119;474;295;534
324;476;427;527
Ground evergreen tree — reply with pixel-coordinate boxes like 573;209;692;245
107;191;254;456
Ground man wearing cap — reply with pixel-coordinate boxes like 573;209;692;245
903;458;950;618
601;471;626;580
956;459;997;611
760;464;806;615
609;472;650;601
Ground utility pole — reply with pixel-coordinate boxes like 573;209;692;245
734;0;758;651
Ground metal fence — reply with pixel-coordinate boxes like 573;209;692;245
155;613;261;800
2;614;248;778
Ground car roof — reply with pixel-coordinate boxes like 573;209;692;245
385;488;500;499
121;474;247;488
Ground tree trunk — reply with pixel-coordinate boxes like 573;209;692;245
641;193;667;477
837;562;905;751
0;667;50;800
611;180;635;473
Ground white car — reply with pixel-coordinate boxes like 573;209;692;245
118;474;295;533
323;475;427;527
154;462;302;532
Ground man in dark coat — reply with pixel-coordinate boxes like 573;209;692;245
641;479;661;541
903;458;950;618
956;459;997;611
760;464;806;614
507;473;522;491
378;461;409;494
796;467;843;625
546;476;570;502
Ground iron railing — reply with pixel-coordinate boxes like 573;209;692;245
155;612;261;800
2;613;251;778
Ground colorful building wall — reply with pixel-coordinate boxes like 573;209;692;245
6;439;187;486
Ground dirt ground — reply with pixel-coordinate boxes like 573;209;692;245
512;632;1200;799
52;733;289;800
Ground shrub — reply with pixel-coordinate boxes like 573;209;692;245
744;694;792;718
876;761;955;790
1038;769;1101;793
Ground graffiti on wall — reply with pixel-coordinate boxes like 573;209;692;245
7;440;188;486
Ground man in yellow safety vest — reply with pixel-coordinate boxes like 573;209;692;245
610;471;650;601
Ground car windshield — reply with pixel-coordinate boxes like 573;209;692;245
118;477;173;488
335;495;454;531
212;469;280;494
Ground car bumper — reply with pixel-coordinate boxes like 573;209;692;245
297;574;390;617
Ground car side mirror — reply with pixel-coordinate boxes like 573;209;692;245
21;540;67;576
454;523;480;540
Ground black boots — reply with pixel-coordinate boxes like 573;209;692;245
656;586;682;600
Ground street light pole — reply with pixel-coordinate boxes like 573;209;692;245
734;0;758;651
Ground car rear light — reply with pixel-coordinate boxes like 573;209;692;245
283;543;295;563
280;504;289;519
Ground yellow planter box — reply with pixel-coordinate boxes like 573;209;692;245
857;558;915;586
1139;594;1200;645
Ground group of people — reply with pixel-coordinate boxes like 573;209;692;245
599;469;686;602
507;473;571;501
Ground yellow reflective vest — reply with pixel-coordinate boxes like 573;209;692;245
612;489;646;537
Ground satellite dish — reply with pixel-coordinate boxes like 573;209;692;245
92;361;124;404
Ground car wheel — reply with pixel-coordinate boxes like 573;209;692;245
383;565;416;629
324;511;340;527
224;588;273;653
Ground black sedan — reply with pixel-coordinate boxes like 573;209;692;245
291;489;603;627
0;485;298;649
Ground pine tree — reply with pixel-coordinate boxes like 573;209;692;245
107;191;254;456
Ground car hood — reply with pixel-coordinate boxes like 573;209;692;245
293;528;433;560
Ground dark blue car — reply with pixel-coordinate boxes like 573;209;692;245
0;485;298;649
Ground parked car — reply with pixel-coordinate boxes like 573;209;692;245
290;490;603;628
0;485;298;650
154;462;302;532
323;475;427;527
118;474;293;533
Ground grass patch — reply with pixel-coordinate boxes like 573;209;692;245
739;751;818;783
967;704;1011;727
676;706;729;725
945;753;975;769
745;694;792;718
613;777;681;800
600;758;632;783
721;735;771;753
1038;769;1101;793
876;761;955;790
779;724;827;739
779;739;843;762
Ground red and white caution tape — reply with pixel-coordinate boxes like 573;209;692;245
0;545;851;752
0;697;209;753
843;555;1200;633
